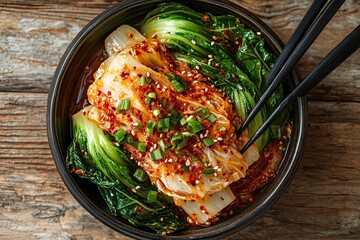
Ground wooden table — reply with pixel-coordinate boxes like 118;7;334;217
1;1;359;239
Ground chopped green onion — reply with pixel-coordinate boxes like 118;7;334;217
176;150;187;155
159;139;167;152
202;168;215;175
186;115;196;123
148;92;156;99
165;72;188;93
208;114;217;123
145;97;151;104
187;120;204;133
137;142;147;152
180;118;187;126
135;125;144;130
139;76;146;86
191;157;199;162
157;118;170;132
196;107;211;118
171;80;186;92
219;126;226;132
162;98;167;107
147;190;158;203
202;137;214;147
182;166;190;172
133;168;148;182
117;99;130;112
151;148;164;161
153;109;161;118
126;135;135;145
171;134;182;149
169;109;182;128
177;138;188;150
146;120;156;135
114;129;126;143
202;158;208;167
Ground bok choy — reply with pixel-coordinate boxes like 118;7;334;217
66;107;187;234
141;2;288;150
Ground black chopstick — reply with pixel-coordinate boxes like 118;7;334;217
266;0;327;85
240;25;360;154
237;0;345;136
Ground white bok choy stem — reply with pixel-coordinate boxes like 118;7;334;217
105;25;145;56
181;187;235;224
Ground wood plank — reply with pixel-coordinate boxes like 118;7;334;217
0;0;359;101
0;92;359;239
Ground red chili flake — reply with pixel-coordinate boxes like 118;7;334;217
219;69;225;75
107;91;112;96
133;66;137;70
224;30;230;37
129;33;134;39
137;206;144;214
200;206;205;211
120;71;129;79
220;197;224;201
214;62;221;68
202;15;210;22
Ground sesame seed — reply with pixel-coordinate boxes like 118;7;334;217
211;41;215;46
160;217;164;222
207;100;211;105
213;166;218;170
186;159;191;166
195;180;200;184
160;133;163;138
146;72;150;77
191;40;196;44
195;65;200;70
133;122;139;126
181;70;186;74
193;80;198;83
214;172;218;177
200;134;204;138
217;137;223;141
156;84;161;89
135;186;141;190
131;130;135;136
153;143;157;149
208;54;213;58
150;146;154;152
256;31;262;35
168;158;173;163
132;188;136;193
205;88;208;92
218;168;222;172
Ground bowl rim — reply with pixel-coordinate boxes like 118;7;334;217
47;0;308;239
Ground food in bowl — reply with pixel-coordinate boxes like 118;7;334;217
65;2;292;236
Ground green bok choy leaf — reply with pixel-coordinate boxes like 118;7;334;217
66;108;187;234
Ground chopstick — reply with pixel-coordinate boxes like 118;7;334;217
240;24;360;154
237;0;345;136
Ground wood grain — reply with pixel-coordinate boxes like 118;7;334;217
0;0;359;239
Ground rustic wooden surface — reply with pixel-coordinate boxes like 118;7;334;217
0;0;359;239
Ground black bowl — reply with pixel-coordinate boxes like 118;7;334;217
47;0;307;239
